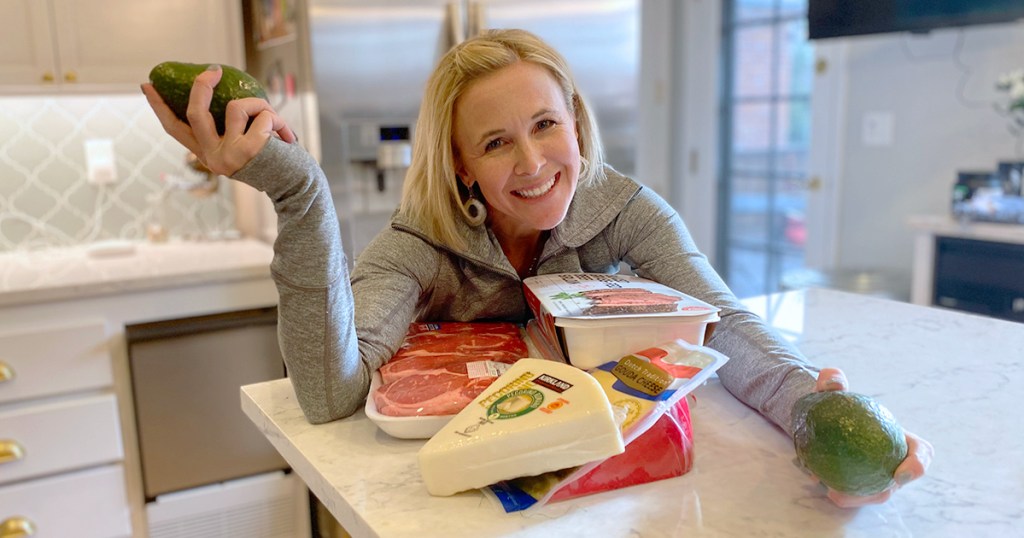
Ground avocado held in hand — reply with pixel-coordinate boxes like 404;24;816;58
792;390;908;497
148;61;268;136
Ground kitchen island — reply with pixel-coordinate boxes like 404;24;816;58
242;288;1024;537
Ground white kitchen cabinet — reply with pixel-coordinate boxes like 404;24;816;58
0;0;244;93
0;319;132;537
0;393;123;484
0;319;112;405
0;239;283;537
0;465;131;538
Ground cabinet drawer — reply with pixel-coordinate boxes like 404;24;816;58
0;319;111;405
0;393;122;486
0;464;131;538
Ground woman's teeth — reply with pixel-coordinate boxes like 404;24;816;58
515;174;557;199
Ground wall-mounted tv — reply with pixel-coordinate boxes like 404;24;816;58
808;0;1024;40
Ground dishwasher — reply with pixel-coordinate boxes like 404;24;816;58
126;306;311;538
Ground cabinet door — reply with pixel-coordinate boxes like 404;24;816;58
0;393;123;486
0;319;112;405
49;0;244;88
0;0;58;87
0;464;131;538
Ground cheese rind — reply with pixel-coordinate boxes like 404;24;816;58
417;358;625;496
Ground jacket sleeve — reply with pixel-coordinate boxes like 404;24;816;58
233;138;372;423
611;186;818;436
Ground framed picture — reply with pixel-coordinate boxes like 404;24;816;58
253;0;297;48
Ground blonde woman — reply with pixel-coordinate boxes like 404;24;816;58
142;29;930;508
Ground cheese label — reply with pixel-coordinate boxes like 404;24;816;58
488;389;544;418
610;354;673;396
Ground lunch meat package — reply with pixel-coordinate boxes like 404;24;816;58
371;322;530;418
522;273;720;370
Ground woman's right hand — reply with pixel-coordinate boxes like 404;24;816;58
140;64;296;177
811;368;934;508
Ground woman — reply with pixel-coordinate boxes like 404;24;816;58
142;29;929;508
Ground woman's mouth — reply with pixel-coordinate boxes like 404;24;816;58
514;173;559;199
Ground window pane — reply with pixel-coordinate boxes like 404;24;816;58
779;19;813;96
731;102;772;171
775;98;811;173
779;0;806;18
728;173;771;244
734;0;775;22
728;244;769;298
732;25;775;99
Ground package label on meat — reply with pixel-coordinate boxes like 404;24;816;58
523;273;718;320
372;322;529;418
465;360;512;379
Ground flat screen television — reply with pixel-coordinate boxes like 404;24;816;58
808;0;1024;40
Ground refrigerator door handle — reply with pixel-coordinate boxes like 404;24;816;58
447;1;466;46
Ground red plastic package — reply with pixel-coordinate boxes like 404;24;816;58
549;395;693;502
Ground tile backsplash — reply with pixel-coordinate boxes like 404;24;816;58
0;94;236;252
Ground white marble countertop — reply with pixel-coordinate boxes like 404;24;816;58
0;238;274;307
908;214;1024;244
242;288;1024;537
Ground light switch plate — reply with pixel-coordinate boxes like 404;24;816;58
862;112;894;147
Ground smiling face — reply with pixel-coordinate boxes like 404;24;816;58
452;61;580;243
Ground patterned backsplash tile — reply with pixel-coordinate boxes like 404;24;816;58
0;94;236;252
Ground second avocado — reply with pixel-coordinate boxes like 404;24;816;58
792;390;907;497
149;61;268;136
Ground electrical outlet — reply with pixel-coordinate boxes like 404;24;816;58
85;138;118;184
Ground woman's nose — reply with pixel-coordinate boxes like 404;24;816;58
513;140;544;176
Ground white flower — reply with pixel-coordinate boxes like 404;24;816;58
996;69;1024;111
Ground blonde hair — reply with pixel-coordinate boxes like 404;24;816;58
399;28;605;251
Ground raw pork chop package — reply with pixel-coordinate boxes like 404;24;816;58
486;338;728;512
372;322;530;418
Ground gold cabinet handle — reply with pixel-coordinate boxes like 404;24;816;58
0;516;36;538
41;72;55;83
63;71;77;83
0;440;25;464
0;362;12;383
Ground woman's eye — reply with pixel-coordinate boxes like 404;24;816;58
536;119;555;130
485;138;504;151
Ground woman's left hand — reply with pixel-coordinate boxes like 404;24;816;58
810;368;934;508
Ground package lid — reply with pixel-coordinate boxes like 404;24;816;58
524;273;719;320
555;310;719;328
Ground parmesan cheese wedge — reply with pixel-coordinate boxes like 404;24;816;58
418;358;625;496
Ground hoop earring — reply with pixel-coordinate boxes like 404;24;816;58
463;188;487;227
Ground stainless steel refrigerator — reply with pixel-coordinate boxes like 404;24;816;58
307;0;641;262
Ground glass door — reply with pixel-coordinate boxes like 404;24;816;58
718;0;814;298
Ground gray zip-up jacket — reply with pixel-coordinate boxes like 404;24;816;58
236;138;818;435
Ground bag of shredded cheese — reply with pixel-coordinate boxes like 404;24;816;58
486;338;728;512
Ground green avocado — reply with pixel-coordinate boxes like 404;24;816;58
148;61;268;136
791;390;908;496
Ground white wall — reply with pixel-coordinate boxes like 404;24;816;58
824;21;1024;272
